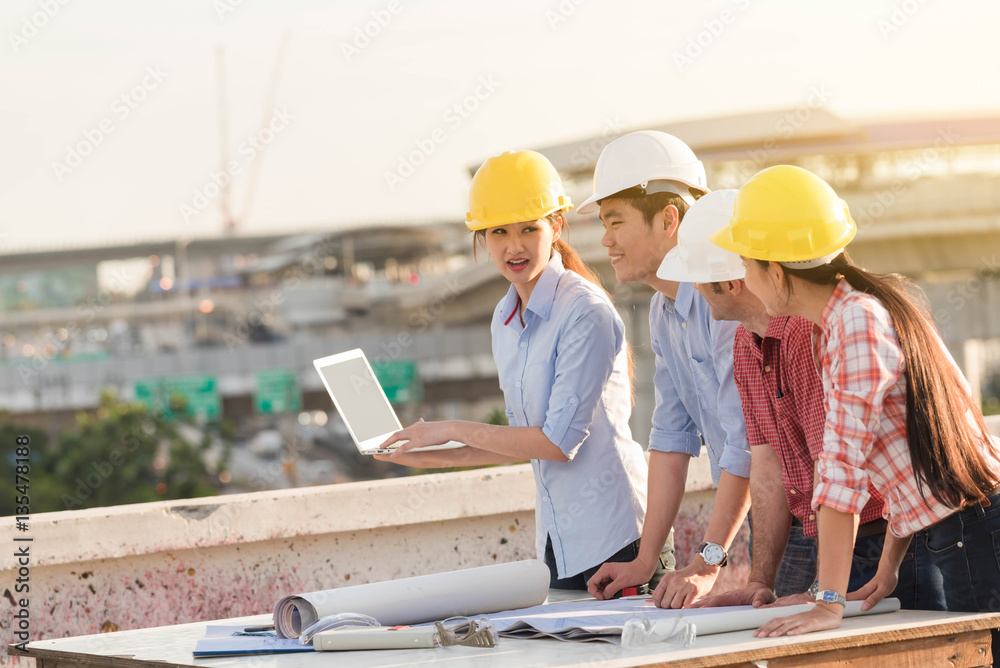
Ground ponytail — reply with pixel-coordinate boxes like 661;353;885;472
774;252;999;508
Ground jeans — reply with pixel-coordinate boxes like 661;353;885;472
771;517;947;609
851;528;946;611
921;490;1000;612
544;531;676;590
921;490;1000;662
774;518;817;598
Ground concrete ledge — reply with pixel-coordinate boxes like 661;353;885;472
2;456;717;571
1;465;537;570
0;455;731;653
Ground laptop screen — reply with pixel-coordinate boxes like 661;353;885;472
316;356;399;443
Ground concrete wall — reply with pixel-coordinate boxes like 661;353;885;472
1;456;747;666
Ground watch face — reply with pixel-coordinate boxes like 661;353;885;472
702;543;725;564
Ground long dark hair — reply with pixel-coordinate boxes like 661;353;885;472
770;251;998;508
475;213;636;402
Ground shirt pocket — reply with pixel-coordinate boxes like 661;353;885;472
523;357;556;426
691;357;719;414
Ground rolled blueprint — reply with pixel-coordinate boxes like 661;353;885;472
273;559;551;638
686;598;901;637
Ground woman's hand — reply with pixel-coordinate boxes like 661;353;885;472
753;602;844;637
848;567;898;611
380;419;453;456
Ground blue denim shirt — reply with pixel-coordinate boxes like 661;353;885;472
648;283;750;484
492;253;648;579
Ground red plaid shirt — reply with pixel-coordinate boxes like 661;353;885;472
811;280;999;536
734;316;884;537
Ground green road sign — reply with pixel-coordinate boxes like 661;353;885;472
255;369;302;414
371;359;421;404
135;374;221;420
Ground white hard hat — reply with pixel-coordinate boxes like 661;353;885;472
577;130;708;215
657;189;746;283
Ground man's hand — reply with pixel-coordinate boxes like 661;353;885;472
754;602;844;637
652;559;721;609
689;580;775;608
761;591;815;608
587;558;655;600
848;568;898;611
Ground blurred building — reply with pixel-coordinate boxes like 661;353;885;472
2;108;999;439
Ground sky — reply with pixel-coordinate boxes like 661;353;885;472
2;0;1000;251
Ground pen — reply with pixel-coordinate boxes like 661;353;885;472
243;624;275;633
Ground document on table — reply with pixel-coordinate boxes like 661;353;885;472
483;597;901;644
193;625;314;657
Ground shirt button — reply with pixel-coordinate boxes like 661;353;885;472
809;514;815;520
543;497;549;503
957;541;964;548
790;490;797;495
569;398;577;404
516;381;521;387
764;365;771;372
681;322;687;329
520;342;527;348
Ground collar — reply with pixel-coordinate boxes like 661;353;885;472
762;316;791;341
673;282;695;319
820;279;852;333
498;252;565;327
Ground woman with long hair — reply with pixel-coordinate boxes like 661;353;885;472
711;164;1000;637
377;150;672;589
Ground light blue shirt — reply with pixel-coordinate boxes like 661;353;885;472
492;253;648;579
648;283;750;484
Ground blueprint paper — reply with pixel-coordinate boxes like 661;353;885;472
273;559;550;638
482;597;901;643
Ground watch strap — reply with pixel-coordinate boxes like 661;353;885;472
814;589;846;606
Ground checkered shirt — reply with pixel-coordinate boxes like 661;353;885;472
734;315;885;537
811;279;980;537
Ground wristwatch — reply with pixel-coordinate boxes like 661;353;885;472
814;590;847;606
808;580;819;598
696;542;728;567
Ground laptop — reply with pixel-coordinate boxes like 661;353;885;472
312;349;465;455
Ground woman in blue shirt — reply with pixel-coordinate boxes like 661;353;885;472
378;150;671;588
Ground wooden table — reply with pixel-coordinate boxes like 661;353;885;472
10;608;999;668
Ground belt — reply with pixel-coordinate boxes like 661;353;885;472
856;517;888;539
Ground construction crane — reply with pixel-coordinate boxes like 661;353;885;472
215;32;290;235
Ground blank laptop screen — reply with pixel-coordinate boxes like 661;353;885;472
317;357;398;443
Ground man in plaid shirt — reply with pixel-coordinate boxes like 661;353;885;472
686;205;941;611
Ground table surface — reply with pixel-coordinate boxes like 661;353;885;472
10;593;1000;668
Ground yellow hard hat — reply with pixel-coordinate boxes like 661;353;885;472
711;165;856;263
466;150;573;231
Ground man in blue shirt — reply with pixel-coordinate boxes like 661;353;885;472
584;131;752;608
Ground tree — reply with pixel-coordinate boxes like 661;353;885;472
2;389;229;515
